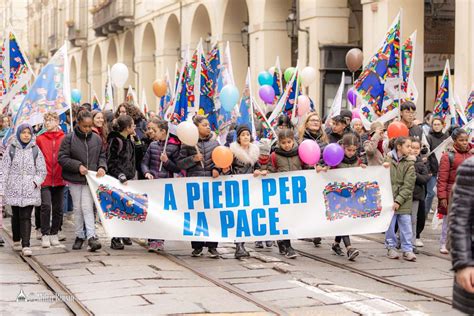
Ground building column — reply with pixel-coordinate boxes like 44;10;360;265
454;0;474;104
299;0;350;114
362;0;424;120
136;54;156;112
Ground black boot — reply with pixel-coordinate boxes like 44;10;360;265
111;237;124;250
234;243;250;259
277;241;287;255
122;238;132;246
88;237;102;252
72;237;84;250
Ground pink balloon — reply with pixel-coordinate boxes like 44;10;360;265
352;110;361;120
259;85;275;104
298;139;321;165
297;95;310;117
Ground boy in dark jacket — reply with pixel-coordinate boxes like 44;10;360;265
36;112;66;248
58;110;106;252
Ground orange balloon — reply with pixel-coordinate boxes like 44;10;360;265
152;79;167;97
387;121;409;139
212;146;234;169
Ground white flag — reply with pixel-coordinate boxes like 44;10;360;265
325;72;345;129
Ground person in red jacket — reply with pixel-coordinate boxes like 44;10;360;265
437;128;473;254
36;112;66;248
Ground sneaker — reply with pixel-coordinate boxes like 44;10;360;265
110;237;124;250
347;248;360;261
331;243;344;256
415;239;424;247
87;237;102;252
191;248;203;257
22;247;32;256
58;231;66;241
35;229;42;240
122;238;132;246
50;235;60;247
208;247;220;258
148;241;159;253
413;247;419;254
13;241;22;251
403;252;417;261
0;236;4;247
72;237;84;250
255;241;264;248
41;235;51;248
277;241;287;255
155;240;164;251
440;245;449;254
312;237;322;247
265;241;274;248
387;248;400;259
285;246;297;259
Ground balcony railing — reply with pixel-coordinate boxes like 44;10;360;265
92;0;134;37
48;34;58;54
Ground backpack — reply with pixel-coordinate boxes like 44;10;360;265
9;145;39;167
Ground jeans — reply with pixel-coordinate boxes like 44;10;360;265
416;200;426;238
40;186;65;236
191;241;218;249
335;235;351;248
69;184;95;240
385;214;413;252
411;201;420;245
34;206;41;231
424;176;437;215
440;216;449;247
11;206;33;247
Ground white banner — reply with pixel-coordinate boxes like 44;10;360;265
86;167;394;242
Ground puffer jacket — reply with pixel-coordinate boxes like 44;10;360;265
449;157;474;315
426;130;449;176
271;145;302;172
0;138;47;207
385;151;416;215
141;136;181;179
107;131;136;181
413;156;431;201
177;134;219;177
437;143;473;215
230;142;260;175
58;126;107;185
36;130;66;187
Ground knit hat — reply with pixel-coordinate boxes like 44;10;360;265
340;109;353;123
236;124;251;138
258;138;271;156
369;121;384;135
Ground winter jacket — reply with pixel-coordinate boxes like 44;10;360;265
107;131;136;182
92;127;107;150
327;131;343;144
336;154;361;169
58;126;107;185
426;130;449;176
229;142;260;175
385;151;416;215
449;157;474;315
363;134;385;166
271;145;302;172
177;135;220;177
301;130;327;166
36;130;66;187
437;144;473;215
408;124;423;140
0;138;47;207
141;136;181;179
413;156;431;201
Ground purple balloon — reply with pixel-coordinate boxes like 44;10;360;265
323;143;344;167
259;85;275;104
347;88;357;107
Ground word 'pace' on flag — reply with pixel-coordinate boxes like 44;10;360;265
87;166;394;241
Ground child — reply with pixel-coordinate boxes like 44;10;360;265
270;129;301;259
330;134;364;261
409;138;431;251
36;112;66;248
437;128;473;254
0;123;47;256
255;138;274;249
58;110;106;252
229;125;266;258
177;115;221;258
363;121;386;166
106;115;137;250
384;137;417;261
142;119;181;252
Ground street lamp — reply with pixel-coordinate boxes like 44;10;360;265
37;55;48;64
240;22;249;50
285;12;297;39
205;33;212;51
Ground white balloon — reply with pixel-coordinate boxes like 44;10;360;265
268;66;275;75
301;66;316;87
110;63;129;88
176;121;199;146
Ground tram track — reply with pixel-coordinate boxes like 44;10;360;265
1;229;93;316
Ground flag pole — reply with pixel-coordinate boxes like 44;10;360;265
397;9;403;121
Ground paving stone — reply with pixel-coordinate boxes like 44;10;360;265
83;295;150;313
51;269;93;277
75;285;163;300
210;269;280;279
287;304;357;315
86;265;158;275
388;273;453;283
342;299;406;314
47;262;105;271
0;302;71;315
0;284;56;302
222;277;263;284
298;277;334;287
137;278;214;288
58;269;160;285
318;284;363;293
270;296;323;308
141;294;206;314
0;273;40;284
235;280;299;293
34;253;90;265
66;279;143;293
